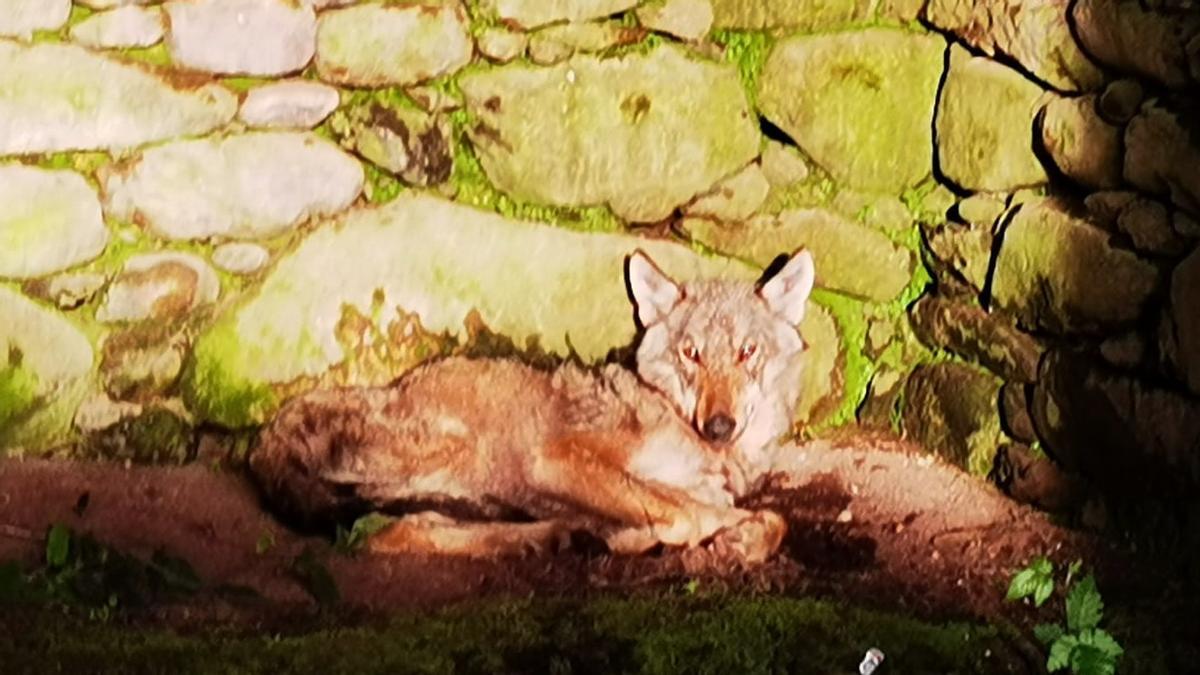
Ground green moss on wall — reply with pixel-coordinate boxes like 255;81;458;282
0;361;39;430
181;330;278;430
807;289;871;432
710;30;773;110
446;106;625;233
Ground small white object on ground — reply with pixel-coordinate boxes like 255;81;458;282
859;647;885;675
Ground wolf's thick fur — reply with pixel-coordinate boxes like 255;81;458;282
249;249;816;564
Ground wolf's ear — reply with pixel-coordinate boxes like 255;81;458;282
627;249;683;327
758;249;815;326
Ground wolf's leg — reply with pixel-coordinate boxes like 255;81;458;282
532;432;784;560
364;512;573;558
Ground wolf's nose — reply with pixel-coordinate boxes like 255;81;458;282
702;414;736;443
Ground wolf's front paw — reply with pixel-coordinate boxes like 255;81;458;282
710;510;787;565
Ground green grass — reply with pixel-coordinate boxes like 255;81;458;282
0;593;1018;675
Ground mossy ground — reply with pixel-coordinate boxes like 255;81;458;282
0;593;1018;675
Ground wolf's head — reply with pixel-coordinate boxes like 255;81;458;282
626;249;816;482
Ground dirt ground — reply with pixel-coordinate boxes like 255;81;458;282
0;433;1191;665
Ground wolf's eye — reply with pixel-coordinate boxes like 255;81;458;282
681;344;701;363
738;343;757;363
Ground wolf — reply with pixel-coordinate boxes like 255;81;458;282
249;248;816;565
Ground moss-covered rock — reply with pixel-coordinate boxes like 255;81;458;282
795;303;842;428
758;28;944;194
0;286;94;453
924;0;1103;92
182;193;755;427
684;163;769;222
829;190;913;233
101;334;185;403
0;41;236;155
459;44;758;223
909;295;1043;383
902;362;1005;476
328;101;453;187
936;44;1051;192
990;198;1161;334
314;3;472;87
710;0;918;31
0;166;109;280
527;20;644;57
682;208;914;302
83;407;193;465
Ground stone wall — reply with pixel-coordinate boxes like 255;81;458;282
1;0;1197;518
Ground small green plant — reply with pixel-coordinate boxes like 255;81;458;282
289;547;339;607
682;578;700;596
333;512;394;555
1007;558;1123;675
1006;555;1055;607
255;531;275;555
1;524;202;621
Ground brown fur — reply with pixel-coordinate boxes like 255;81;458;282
249;249;817;564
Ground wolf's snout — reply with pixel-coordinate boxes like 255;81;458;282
702;414;736;443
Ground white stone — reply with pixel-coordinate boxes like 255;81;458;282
760;140;811;187
212;242;270;274
76;0;157;8
96;252;220;323
69;5;165;49
490;0;638;29
315;3;472;87
459;45;760;222
636;0;713;41
44;272;109;309
164;0;317;76
102;132;364;241
0;165;109;280
685;163;769;221
0;41;236;155
477;26;528;64
0;0;70;39
238;80;340;129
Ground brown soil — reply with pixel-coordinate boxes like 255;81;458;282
0;434;1186;643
